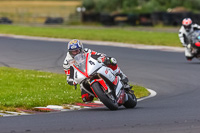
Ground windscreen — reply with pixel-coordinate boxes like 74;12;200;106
69;53;86;72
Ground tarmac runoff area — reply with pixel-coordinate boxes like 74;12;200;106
0;34;174;117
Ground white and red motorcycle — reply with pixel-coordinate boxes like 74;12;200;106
187;30;200;59
69;52;137;110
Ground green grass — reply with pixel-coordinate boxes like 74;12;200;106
0;1;81;24
0;25;181;47
0;67;81;110
0;67;149;110
132;84;150;99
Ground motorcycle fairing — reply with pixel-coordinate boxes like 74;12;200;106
90;79;109;98
73;53;89;83
72;52;123;96
73;53;104;83
96;63;123;96
96;66;115;83
117;89;126;105
90;79;108;91
87;54;103;75
112;76;118;85
195;42;200;47
78;53;113;80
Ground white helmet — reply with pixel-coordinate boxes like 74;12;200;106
182;18;192;32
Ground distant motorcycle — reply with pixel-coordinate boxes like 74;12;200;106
68;53;137;110
186;30;200;59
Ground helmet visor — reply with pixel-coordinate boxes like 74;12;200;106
184;24;191;31
69;49;81;57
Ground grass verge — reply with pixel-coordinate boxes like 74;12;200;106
0;67;149;111
0;25;181;47
0;1;81;24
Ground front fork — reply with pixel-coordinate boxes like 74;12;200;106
89;75;114;98
89;74;129;105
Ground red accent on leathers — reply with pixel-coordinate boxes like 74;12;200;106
64;69;70;75
81;93;93;102
91;51;97;55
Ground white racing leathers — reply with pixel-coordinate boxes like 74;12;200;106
178;24;200;58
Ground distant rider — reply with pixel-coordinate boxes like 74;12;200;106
63;39;129;102
178;18;200;61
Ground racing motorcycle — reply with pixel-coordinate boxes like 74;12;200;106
68;53;137;110
186;30;200;59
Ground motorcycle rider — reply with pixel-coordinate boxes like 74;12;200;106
178;18;200;61
63;39;129;102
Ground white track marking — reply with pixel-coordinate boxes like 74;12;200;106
0;34;184;52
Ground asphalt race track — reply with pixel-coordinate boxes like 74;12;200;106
0;36;200;133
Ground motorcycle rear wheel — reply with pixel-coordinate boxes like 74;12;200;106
91;82;118;110
123;93;137;108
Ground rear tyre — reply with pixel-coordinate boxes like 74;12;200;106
91;82;118;110
123;93;137;108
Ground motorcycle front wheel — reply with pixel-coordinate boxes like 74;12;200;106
91;82;118;110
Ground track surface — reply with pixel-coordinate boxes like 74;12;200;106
1;36;200;133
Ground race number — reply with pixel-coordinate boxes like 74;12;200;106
89;60;95;65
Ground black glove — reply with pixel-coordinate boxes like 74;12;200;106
104;57;111;65
104;57;117;65
67;78;74;86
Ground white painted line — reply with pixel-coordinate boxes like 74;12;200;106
93;100;102;104
47;105;64;110
94;88;157;103
0;34;184;53
0;111;30;117
138;88;157;102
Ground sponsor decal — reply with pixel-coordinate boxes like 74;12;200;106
105;69;108;74
75;71;77;78
71;44;77;49
69;39;78;44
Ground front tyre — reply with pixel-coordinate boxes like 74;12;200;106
91;82;118;110
123;93;137;108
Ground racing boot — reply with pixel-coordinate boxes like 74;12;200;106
116;71;131;90
186;56;193;61
118;72;128;84
185;45;194;61
81;90;94;103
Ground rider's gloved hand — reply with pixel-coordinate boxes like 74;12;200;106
187;44;191;49
67;78;74;86
97;57;103;63
97;54;106;63
110;57;117;65
104;57;117;65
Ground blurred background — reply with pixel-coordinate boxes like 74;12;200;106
0;0;200;26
